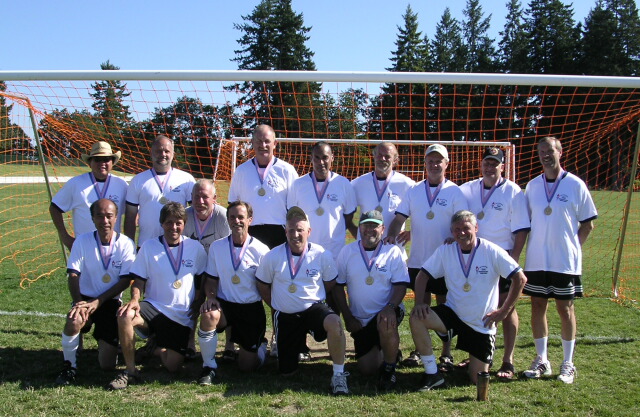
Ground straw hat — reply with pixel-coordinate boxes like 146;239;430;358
81;141;122;165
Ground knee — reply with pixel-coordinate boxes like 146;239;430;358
324;314;343;335
200;310;220;327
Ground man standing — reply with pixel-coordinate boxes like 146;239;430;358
50;141;128;250
183;179;230;254
55;199;136;385
334;210;409;391
228;124;299;249
459;147;530;379
124;135;195;247
108;202;207;390
386;144;468;369
197;201;270;384
522;136;597;384
410;210;527;390
255;207;349;395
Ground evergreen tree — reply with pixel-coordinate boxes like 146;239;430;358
90;60;133;141
461;0;496;73
431;8;466;72
498;0;529;73
605;0;640;76
581;0;621;75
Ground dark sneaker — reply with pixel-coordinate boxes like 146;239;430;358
417;372;446;392
401;351;421;368
330;372;350;396
107;371;141;390
378;366;397;391
55;361;76;386
198;366;217;386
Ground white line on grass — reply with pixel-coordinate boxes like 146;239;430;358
0;310;65;318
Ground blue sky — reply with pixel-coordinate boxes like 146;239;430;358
2;0;598;72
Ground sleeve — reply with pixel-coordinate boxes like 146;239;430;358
215;207;231;238
205;245;219;278
523;181;533;218
184;175;196;203
255;251;274;284
196;244;207;275
67;235;85;273
395;184;412;217
129;244;149;280
389;246;410;284
118;237;137;277
342;179;357;214
335;245;349;285
286;178;299;210
577;181;598;222
494;245;521;279
452;186;469;212
227;169;241;203
321;249;339;282
510;190;531;232
126;175;141;205
421;245;445;279
51;179;76;213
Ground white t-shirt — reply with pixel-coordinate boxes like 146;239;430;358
130;236;206;327
396;179;468;268
228;157;299;226
351;171;415;237
52;173;128;235
460;178;530;250
255;242;338;314
524;172;598;274
182;205;231;254
126;168;195;246
287;172;357;260
336;241;409;326
422;238;521;334
67;231;136;300
206;235;270;304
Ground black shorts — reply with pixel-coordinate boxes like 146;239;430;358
79;296;121;347
248;224;286;250
522;270;583;300
498;277;511;294
431;304;495;364
138;301;191;355
352;306;404;359
218;299;266;352
408;268;448;296
274;303;336;374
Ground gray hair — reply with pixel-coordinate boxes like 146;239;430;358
450;210;477;228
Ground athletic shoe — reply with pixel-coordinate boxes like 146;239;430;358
330;372;350;396
523;356;552;379
298;352;312;362
107;371;141;390
377;366;397;391
401;351;421;368
417;372;446;392
270;334;278;358
198;366;217;386
557;361;576;384
55;361;76;386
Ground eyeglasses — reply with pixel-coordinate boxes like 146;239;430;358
92;157;113;163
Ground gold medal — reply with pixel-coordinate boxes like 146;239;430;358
288;283;297;293
375;205;383;212
159;196;168;204
258;187;266;196
365;276;374;285
463;282;471;292
426;210;435;220
477;211;485;220
172;280;182;289
231;274;241;284
102;273;111;283
316;207;324;216
544;206;552;215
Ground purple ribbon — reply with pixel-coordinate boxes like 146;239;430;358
542;170;565;204
286;243;309;281
424;179;444;209
311;172;332;206
88;173;112;200
193;209;214;242
456;239;479;279
358;240;383;274
162;236;184;276
372;171;394;206
480;178;504;209
151;168;173;195
94;231;115;271
228;235;251;273
253;157;275;188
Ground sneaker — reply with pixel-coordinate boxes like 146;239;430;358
298;352;312;362
401;351;421;368
417;372;446;392
270;334;278;358
55;361;76;386
330;372;350;396
198;366;217;386
107;371;141;390
557;361;576;384
523;356;552;379
378;366;397;391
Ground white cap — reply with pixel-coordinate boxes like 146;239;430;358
426;144;449;160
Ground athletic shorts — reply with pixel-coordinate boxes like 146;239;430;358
498;277;511;294
248;224;286;250
431;304;495;364
274;302;336;374
408;268;448;296
218;298;266;353
352;306;404;359
138;301;190;355
522;270;583;300
78;296;121;347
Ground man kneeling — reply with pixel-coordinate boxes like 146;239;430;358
410;210;526;391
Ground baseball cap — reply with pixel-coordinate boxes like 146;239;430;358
286;206;309;222
426;144;449;160
359;210;384;225
483;147;505;163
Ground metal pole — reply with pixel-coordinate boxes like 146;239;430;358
612;122;640;297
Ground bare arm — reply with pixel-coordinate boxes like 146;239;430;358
67;272;83;304
578;220;594;246
50;204;74;250
256;281;272;309
510;230;529;263
333;284;361;333
483;270;527;327
123;204;139;242
383;213;407;244
413;270;430;306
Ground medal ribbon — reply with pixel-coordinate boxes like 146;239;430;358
542;170;565;204
94;231;116;271
162;236;184;276
193;209;214;242
424;179;444;209
89;173;112;200
456;239;480;279
311;172;332;205
253;157;276;187
358;240;383;274
286;243;309;282
228;235;251;273
151;168;173;196
480;178;503;209
372;171;394;205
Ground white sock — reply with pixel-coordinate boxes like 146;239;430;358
562;339;575;363
198;328;218;369
61;332;79;368
332;363;345;375
534;337;548;362
421;354;437;374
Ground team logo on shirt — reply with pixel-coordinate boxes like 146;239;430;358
182;259;194;268
326;193;338;202
491;202;504;211
267;178;281;189
108;195;121;203
556;193;569;202
111;260;122;269
375;263;388;272
435;198;448;207
306;268;320;278
476;266;488;275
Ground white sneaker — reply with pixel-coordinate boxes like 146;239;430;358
523;355;552;379
557;361;576;384
331;372;350;396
